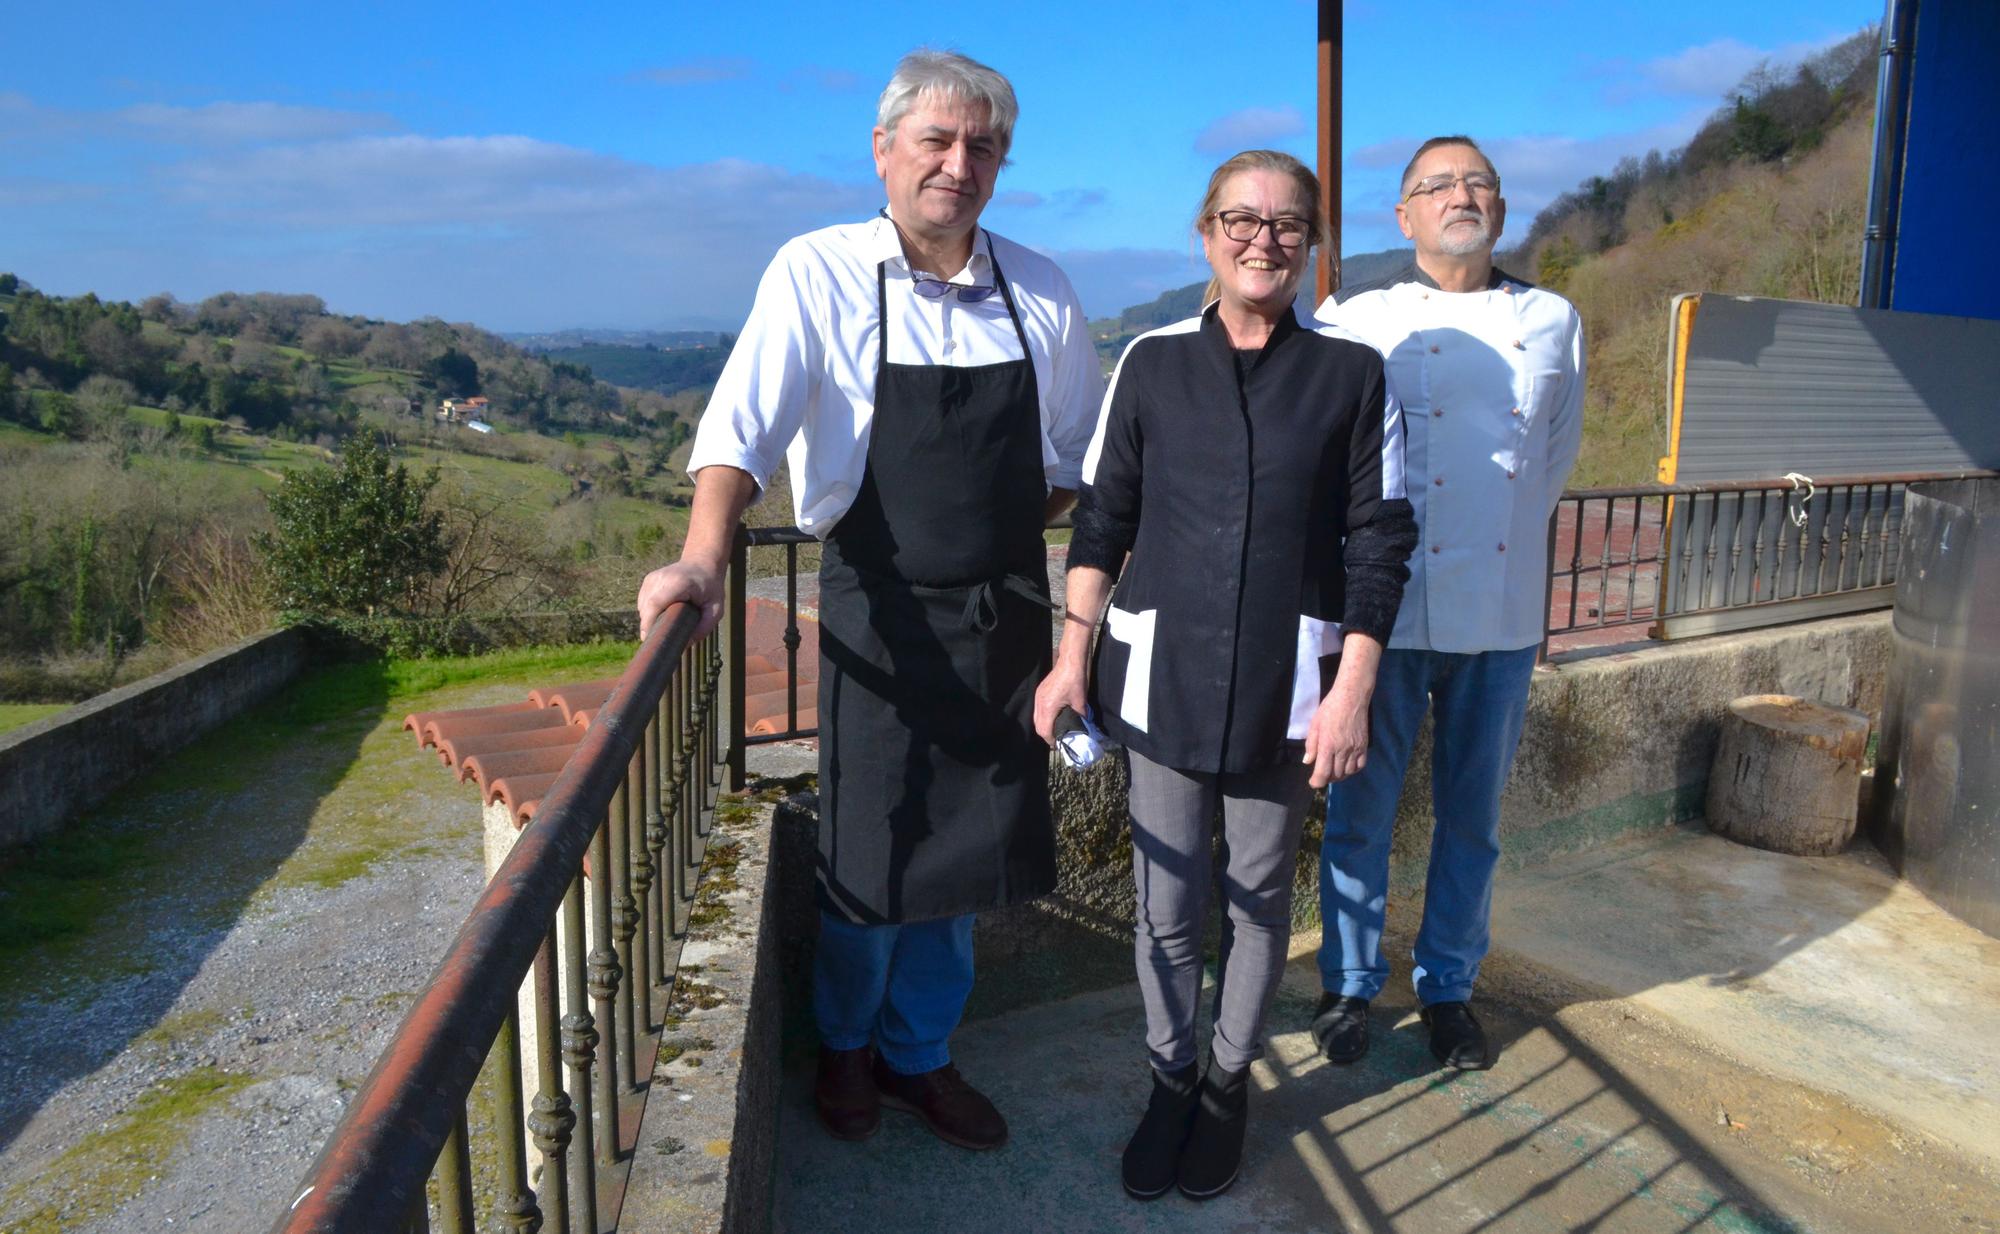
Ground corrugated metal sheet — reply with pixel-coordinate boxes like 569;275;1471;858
1671;296;2000;483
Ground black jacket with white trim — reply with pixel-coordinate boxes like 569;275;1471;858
1071;303;1417;774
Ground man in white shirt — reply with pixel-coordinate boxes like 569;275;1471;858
636;50;1100;1151
1312;136;1584;1072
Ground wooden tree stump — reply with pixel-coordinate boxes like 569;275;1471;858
1707;694;1871;855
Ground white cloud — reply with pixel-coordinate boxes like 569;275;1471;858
163;135;873;232
1193;106;1306;154
1036;247;1200;319
636;57;755;86
1605;33;1856;104
991;188;1105;217
784;66;863;93
115;101;399;144
1348;110;1708;227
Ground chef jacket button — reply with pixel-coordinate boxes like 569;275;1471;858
1497;542;1507;552
1434;476;1444;486
1421;292;1430;299
1429;344;1441;354
1507;470;1516;479
1510;407;1521;416
1431;545;1442;554
1433;408;1444;418
1503;284;1515;294
1512;339;1525;349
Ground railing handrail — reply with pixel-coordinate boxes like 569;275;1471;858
1560;468;1998;501
274;601;702;1233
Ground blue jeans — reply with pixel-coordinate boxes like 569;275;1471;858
1317;645;1538;1005
812;909;975;1075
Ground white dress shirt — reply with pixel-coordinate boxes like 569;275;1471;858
687;212;1104;536
1318;273;1584;653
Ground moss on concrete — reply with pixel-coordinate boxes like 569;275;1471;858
0;1068;252;1233
135;1006;229;1050
687;840;745;931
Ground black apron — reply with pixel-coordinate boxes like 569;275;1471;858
814;248;1056;924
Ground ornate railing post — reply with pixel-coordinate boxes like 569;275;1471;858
586;813;622;1162
611;757;640;1093
725;527;748;791
489;1006;541;1233
559;876;598;1231
527;927;572;1234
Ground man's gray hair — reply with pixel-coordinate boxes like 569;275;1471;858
877;49;1018;160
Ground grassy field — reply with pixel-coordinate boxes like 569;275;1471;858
0;704;70;735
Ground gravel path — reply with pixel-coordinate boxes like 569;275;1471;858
0;680;527;1233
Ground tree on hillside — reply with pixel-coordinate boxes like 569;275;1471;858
259;431;447;616
427;347;480;398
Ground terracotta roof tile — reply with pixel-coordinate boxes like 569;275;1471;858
414;706;571;751
459;744;577;787
526;679;618;723
409;603;822;829
434;723;582;769
484;770;562;816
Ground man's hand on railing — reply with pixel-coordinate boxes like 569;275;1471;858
638;560;724;641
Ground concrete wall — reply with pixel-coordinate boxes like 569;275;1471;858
1038;612;1891;933
0;629;309;849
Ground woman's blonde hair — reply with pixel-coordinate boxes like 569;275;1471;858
1194;149;1327;306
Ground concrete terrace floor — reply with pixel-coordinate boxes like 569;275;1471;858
769;824;2000;1234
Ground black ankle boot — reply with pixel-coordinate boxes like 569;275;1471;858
1121;1062;1199;1199
1176;1051;1249;1200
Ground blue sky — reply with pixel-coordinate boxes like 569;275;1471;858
1;1;1878;331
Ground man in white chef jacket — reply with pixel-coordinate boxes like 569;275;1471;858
637;50;1101;1151
1312;135;1583;1072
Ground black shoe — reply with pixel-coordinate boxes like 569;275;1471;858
1176;1052;1249;1200
872;1058;1008;1150
1311;993;1371;1064
1420;1001;1493;1071
813;1045;879;1140
1121;1063;1198;1200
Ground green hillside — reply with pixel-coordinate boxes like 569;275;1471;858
541;342;732;398
0;282;697;700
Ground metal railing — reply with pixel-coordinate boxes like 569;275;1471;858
274;600;725;1233
727;525;822;770
1542;470;1998;651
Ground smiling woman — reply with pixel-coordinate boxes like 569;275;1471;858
1039;148;1417;1203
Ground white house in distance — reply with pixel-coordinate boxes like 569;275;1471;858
438;395;491;423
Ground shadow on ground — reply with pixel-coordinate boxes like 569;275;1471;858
0;657;391;1159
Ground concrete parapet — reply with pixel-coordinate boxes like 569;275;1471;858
0;628;309;849
1031;613;1890;933
621;787;784;1234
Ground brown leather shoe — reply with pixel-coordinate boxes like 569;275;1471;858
872;1058;1008;1150
814;1045;880;1140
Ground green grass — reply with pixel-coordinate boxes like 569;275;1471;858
0;824;156;954
0;1067;254;1233
327;363;406;390
0;703;69;735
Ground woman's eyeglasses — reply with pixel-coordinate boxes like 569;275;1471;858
1211;211;1310;248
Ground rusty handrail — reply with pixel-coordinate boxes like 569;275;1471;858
1541;469;2000;652
274;601;702;1233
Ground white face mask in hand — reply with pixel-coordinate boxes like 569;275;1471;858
1053;705;1110;770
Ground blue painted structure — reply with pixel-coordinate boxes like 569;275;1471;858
1864;0;2000;319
